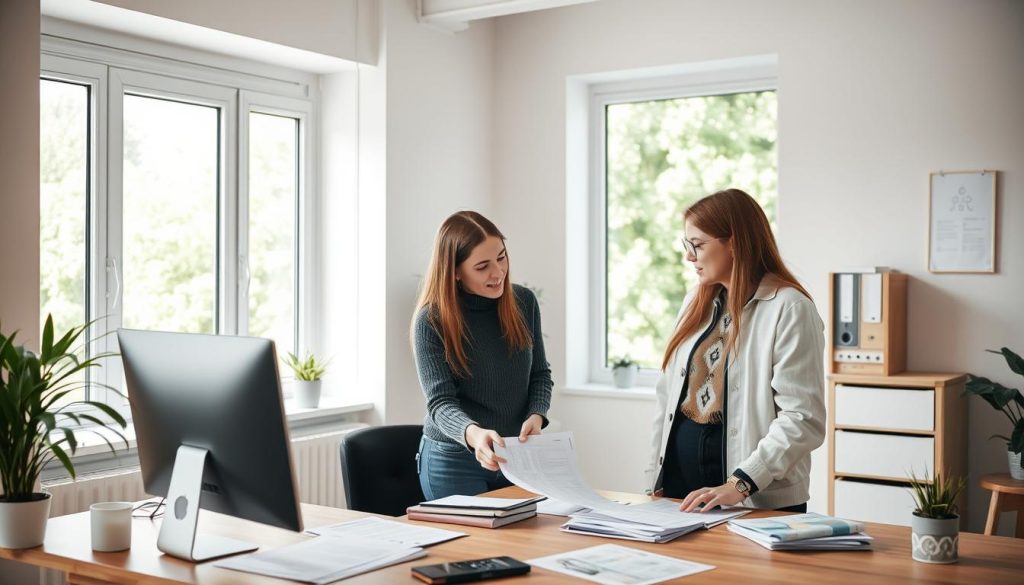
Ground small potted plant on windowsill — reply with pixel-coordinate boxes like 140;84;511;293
908;470;965;564
611;357;638;390
0;317;128;549
965;347;1024;479
282;352;328;409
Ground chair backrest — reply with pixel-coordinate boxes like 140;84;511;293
338;425;424;516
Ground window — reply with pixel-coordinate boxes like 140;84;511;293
39;77;91;405
245;111;301;355
121;94;220;334
39;38;317;411
580;59;778;388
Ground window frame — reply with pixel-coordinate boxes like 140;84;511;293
39;34;320;419
39;54;107;410
586;64;778;389
238;91;318;357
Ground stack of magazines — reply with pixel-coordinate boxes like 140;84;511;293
407;495;544;528
726;513;873;551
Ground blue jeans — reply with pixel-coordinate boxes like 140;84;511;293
416;436;512;500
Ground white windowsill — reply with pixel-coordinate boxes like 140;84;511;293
561;383;657;401
282;398;375;422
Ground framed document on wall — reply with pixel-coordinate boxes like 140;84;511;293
928;170;997;273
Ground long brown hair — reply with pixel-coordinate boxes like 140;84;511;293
661;189;811;370
414;211;531;377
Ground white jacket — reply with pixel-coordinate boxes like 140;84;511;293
646;279;826;510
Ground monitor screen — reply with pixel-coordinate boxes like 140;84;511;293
118;329;302;556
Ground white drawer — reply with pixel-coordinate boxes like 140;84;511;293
834;430;934;479
834;479;916;527
834;385;934;431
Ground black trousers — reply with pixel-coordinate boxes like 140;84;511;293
661;415;808;513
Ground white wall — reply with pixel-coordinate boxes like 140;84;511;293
379;0;496;425
90;0;378;63
491;0;1024;535
0;0;41;349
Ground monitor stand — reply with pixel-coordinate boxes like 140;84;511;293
156;444;258;562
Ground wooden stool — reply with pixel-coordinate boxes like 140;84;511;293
981;473;1024;537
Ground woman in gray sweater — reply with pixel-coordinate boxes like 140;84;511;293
412;211;552;500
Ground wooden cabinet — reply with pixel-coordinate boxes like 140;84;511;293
827;372;966;527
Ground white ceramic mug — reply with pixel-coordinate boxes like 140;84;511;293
90;501;132;552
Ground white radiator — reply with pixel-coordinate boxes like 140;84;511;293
42;423;367;517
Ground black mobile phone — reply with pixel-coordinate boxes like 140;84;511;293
411;556;531;584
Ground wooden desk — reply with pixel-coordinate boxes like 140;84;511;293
3;487;1023;584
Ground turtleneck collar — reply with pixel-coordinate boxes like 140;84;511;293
459;287;501;312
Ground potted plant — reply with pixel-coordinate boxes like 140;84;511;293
282;352;328;408
0;316;128;549
908;470;965;564
965;347;1024;479
611;357;638;389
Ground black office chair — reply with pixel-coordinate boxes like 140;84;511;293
338;425;424;516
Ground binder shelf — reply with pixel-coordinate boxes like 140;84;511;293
827;372;967;528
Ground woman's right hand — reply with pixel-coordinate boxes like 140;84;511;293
465;424;507;471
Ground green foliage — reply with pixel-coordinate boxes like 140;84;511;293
0;316;129;501
282;352;328;382
605;91;777;368
611;356;636;370
908;470;965;520
965;347;1024;454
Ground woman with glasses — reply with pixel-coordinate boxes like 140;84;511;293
646;189;826;514
412;211;553;500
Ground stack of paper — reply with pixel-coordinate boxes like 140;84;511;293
492;432;747;544
406;495;544;528
215;534;425;584
564;499;747;543
726;513;873;551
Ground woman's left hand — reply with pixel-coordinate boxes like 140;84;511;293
518;414;544;442
679;484;745;512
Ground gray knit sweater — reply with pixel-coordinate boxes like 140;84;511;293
413;284;553;450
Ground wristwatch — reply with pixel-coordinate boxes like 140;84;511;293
727;474;752;498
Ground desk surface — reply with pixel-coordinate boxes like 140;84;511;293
3;487;1023;584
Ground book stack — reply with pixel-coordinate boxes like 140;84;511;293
407;495;545;529
726;512;873;551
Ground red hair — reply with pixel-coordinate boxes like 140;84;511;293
662;189;810;370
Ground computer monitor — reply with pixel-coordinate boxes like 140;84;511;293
117;329;303;562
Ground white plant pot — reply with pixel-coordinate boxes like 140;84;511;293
0;493;51;549
295;380;322;409
911;513;959;564
1009;450;1024;480
612;366;638;389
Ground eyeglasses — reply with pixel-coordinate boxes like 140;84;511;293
681;237;724;258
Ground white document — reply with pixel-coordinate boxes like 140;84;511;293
495;432;746;530
215;534;425;584
538;498;588;516
420;495;542;509
493;432;611;510
306;517;465;547
529;544;714;585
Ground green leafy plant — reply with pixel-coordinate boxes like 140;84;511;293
965;347;1024;454
0;316;128;502
282;352;328;381
611;356;636;370
908;470;965;519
